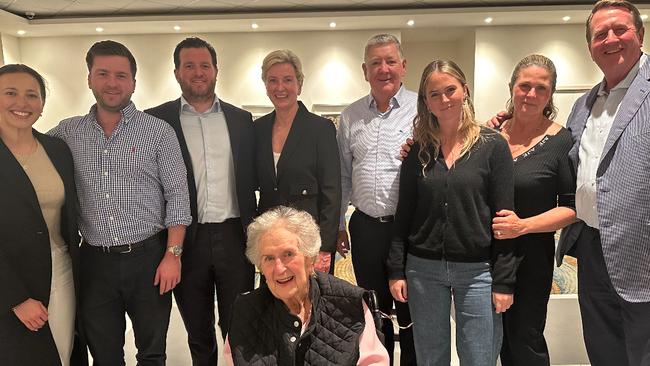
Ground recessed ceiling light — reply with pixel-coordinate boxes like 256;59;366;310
407;19;415;27
329;22;337;28
562;16;571;22
642;14;649;21
251;23;259;29
173;25;181;31
484;17;493;24
16;30;26;35
95;27;104;32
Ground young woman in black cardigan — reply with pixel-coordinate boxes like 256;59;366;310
388;59;516;366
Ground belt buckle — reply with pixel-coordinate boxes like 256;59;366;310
121;244;132;254
378;216;391;223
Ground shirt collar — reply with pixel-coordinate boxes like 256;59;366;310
367;84;406;111
89;101;137;124
598;53;646;96
180;94;220;113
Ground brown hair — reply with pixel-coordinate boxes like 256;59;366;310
586;0;644;43
505;54;558;120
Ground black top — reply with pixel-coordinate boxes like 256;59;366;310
254;101;341;252
512;128;575;257
387;127;517;293
229;272;366;365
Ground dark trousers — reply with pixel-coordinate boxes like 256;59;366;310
80;233;171;366
576;226;650;366
349;210;416;366
174;219;255;366
501;235;555;366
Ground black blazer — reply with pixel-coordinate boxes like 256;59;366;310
0;131;83;366
145;98;258;243
255;102;341;252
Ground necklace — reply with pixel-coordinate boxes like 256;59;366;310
14;138;39;170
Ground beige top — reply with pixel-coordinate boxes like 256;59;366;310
15;141;67;253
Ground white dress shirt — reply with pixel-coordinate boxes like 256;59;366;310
180;96;239;223
337;85;417;229
576;54;646;229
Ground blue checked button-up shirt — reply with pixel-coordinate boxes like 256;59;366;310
49;102;192;247
337;85;418;229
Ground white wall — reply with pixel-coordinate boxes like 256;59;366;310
1;33;21;65
473;23;605;123
17;29;402;131
13;22;648;131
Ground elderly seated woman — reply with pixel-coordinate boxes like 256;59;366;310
224;206;389;365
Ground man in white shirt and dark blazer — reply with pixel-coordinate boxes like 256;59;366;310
145;37;256;366
556;1;650;365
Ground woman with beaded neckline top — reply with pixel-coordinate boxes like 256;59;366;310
0;64;85;366
493;54;577;366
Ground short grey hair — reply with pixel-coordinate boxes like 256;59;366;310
261;49;305;88
364;33;403;61
246;206;321;268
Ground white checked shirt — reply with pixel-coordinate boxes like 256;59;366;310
337;85;418;228
49;102;192;246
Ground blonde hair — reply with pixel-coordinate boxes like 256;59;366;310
413;59;481;173
261;49;304;88
506;54;558;120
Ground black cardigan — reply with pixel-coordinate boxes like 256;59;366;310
387;127;517;293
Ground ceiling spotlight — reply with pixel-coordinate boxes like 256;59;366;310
173;25;181;31
95;27;104;32
329;22;337;28
642;14;649;21
17;30;26;35
251;23;259;29
407;19;415;27
562;16;571;22
484;17;493;24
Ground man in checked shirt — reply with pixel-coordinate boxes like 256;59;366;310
336;33;416;366
49;40;191;365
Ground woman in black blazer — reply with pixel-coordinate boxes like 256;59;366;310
255;49;341;273
0;64;85;366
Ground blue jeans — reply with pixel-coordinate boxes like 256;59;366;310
406;255;502;366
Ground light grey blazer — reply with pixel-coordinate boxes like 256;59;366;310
557;53;650;303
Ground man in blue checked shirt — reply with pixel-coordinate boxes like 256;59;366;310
336;33;417;366
49;40;192;365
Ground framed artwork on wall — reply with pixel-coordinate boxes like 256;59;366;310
312;103;348;129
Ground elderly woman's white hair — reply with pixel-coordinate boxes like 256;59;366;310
246;206;321;268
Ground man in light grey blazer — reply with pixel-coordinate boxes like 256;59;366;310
557;1;650;365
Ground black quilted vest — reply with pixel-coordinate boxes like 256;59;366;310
229;272;366;365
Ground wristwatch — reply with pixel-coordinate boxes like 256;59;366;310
167;245;183;257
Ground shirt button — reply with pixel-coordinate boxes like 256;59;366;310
289;336;297;342
114;237;118;242
105;193;110;198
109;216;114;221
103;149;108;154
293;321;300;328
104;171;109;176
301;189;307;195
273;187;278;191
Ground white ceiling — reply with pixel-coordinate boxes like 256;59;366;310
1;0;648;39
